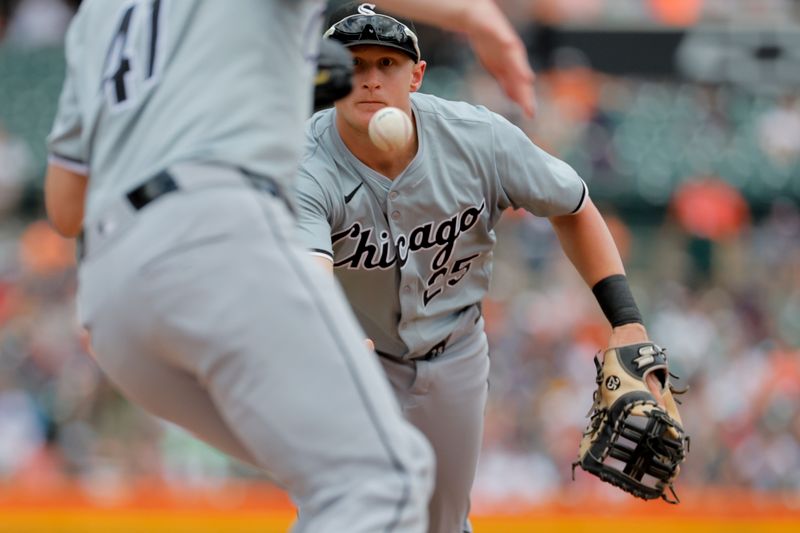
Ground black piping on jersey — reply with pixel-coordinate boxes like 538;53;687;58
570;180;588;214
254;194;412;533
51;152;84;165
310;248;334;260
49;152;89;175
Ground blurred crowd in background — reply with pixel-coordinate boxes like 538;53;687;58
1;0;799;505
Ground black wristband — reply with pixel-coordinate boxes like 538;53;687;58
591;274;643;327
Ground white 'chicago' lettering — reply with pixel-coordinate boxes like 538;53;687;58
332;202;486;270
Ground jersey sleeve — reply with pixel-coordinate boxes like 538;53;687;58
294;168;336;260
491;113;587;217
46;14;88;174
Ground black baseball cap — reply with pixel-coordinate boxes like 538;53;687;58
323;2;421;63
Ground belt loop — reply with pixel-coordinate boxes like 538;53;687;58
238;166;295;215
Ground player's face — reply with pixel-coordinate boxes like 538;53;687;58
336;45;426;133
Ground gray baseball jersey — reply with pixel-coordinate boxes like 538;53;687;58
46;2;435;531
295;92;588;359
47;0;321;223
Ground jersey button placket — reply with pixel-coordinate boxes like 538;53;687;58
390;210;401;220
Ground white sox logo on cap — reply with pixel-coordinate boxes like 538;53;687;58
358;3;377;15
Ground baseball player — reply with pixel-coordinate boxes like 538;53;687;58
295;3;661;532
43;1;536;531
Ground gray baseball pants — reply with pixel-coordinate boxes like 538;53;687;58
77;164;434;533
378;325;490;533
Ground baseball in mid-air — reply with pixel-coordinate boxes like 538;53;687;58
368;107;413;152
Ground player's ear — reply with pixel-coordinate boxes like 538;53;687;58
409;60;426;93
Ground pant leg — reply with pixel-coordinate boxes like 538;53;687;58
379;333;490;533
80;187;434;533
87;324;261;467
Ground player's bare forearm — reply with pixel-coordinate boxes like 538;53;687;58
44;163;88;238
549;198;625;287
379;0;535;117
379;0;507;37
378;0;469;25
550;200;651;346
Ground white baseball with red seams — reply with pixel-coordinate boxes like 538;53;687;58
368;106;413;151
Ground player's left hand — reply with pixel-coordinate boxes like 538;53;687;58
606;323;664;405
573;342;689;503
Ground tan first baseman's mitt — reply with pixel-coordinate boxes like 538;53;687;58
572;342;689;503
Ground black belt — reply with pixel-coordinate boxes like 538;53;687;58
376;335;451;363
76;168;288;261
127;168;287;211
125;170;180;210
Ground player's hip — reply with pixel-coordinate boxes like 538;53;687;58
377;323;490;418
78;163;292;261
378;319;490;388
76;164;298;324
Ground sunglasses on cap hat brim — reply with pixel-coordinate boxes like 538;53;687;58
323;14;421;63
